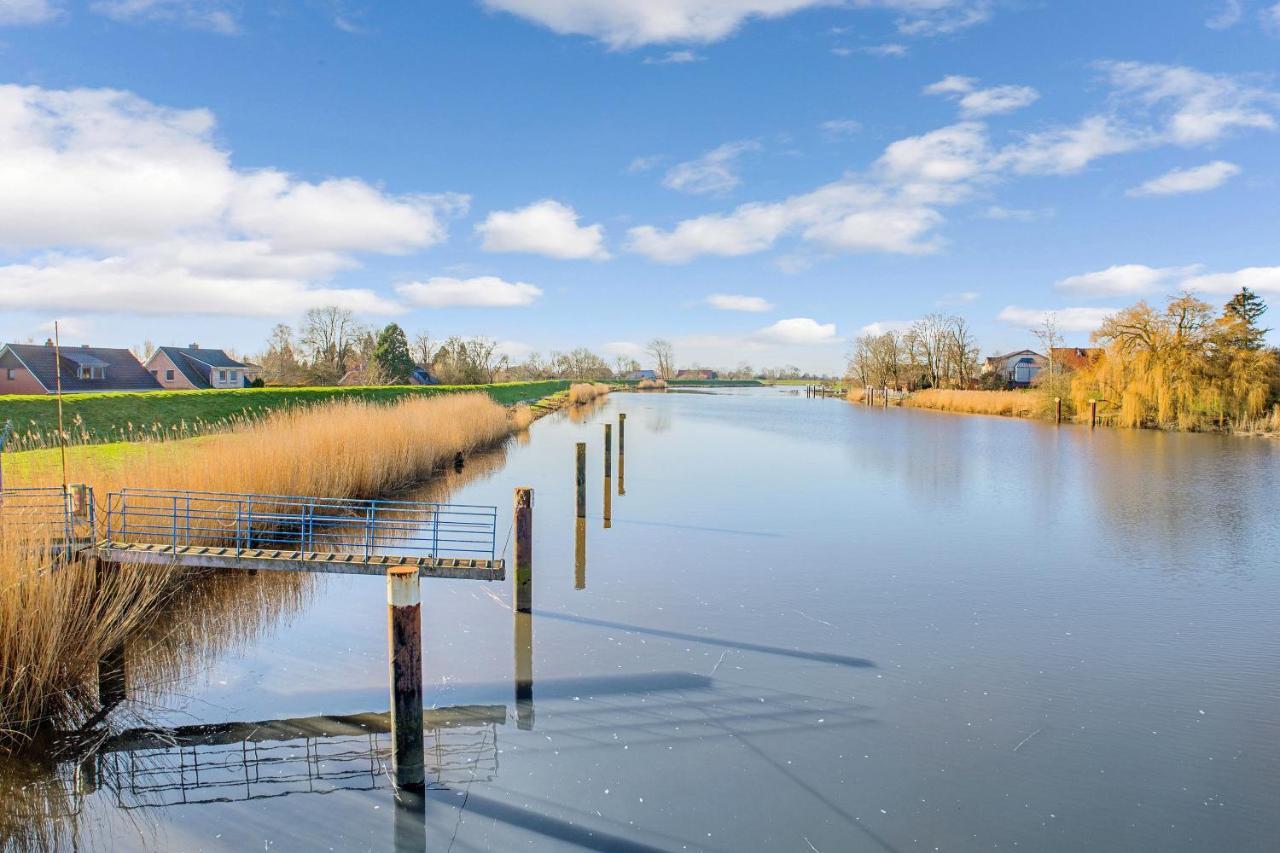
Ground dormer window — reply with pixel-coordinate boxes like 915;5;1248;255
79;366;105;380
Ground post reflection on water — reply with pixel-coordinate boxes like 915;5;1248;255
4;387;1280;852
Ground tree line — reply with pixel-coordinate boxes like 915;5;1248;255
846;313;980;390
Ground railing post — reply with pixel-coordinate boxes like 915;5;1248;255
514;488;533;614
172;495;178;549
235;501;243;554
432;506;440;558
246;498;254;550
365;502;376;560
387;566;425;791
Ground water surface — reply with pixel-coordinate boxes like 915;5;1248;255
5;387;1278;852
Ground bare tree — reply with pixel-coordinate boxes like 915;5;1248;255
1033;313;1063;386
411;331;437;367
907;314;950;389
646;339;675;380
300;306;363;382
945;315;980;388
613;355;641;377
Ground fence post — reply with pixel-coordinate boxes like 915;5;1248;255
514;488;533;614
575;442;586;520
883;387;889;408
387;566;425;791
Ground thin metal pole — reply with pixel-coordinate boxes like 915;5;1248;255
53;321;68;493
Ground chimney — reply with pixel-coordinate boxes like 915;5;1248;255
189;343;199;349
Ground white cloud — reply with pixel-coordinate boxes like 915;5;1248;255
0;0;58;24
997;116;1142;175
1127;160;1241;196
602;340;646;357
1181;266;1280;295
663;140;761;195
1099;60;1277;146
998;306;1114;333
1206;0;1243;29
876;121;990;185
706;293;774;312
482;1;991;48
396;276;543;308
627;154;663;173
860;42;908;57
90;0;239;33
983;205;1050;221
820;118;862;138
751;317;838;345
0;84;460;316
925;75;1038;117
0;250;400;316
1056;264;1200;297
860;320;911;335
937;290;979;305
643;49;702;64
476;199;609;260
1264;2;1280;34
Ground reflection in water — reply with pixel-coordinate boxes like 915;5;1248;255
574;517;586;590
603;476;612;528
514;612;535;731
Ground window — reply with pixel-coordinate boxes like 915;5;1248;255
5;368;14;381
79;366;104;380
165;369;175;381
218;370;227;382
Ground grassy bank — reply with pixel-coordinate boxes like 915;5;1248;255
0;380;568;452
0;392;521;739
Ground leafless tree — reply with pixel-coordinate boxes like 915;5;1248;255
646;338;675;380
300;306;363;382
1033;313;1063;386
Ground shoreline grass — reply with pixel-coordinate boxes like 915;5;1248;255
0;380;568;453
0;392;521;740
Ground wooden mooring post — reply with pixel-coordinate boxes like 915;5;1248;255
603;424;612;528
513;487;533;614
882;386;889;408
1090;399;1098;429
387;566;424;791
1055;397;1062;424
514;611;535;730
575;442;586;520
617;413;626;496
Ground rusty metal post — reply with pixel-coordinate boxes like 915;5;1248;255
574;517;587;590
387;566;424;791
514;611;534;730
514;487;533;614
575;442;586;520
1090;399;1098;429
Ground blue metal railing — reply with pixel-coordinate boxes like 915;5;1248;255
0;485;95;551
102;489;498;562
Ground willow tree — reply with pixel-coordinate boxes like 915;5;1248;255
1072;291;1276;429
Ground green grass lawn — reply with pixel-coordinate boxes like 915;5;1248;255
0;380;568;451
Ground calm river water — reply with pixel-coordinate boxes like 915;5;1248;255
5;387;1279;851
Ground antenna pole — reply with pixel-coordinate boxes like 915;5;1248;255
54;322;68;491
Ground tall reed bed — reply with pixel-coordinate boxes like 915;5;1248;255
636;378;667;390
900;389;1039;418
0;392;514;739
567;382;610;406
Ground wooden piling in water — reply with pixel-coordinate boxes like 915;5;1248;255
514;611;534;730
604;424;612;478
575;442;586;519
1090;399;1098;429
574;517;586;590
882;387;889;408
514;487;533;614
1055;397;1062;424
387;566;424;791
618;414;626;495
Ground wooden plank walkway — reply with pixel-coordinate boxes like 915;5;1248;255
96;541;505;581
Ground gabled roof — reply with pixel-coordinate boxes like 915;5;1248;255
1;344;162;393
153;347;247;388
986;349;1045;362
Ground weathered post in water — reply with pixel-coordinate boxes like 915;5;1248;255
514;610;535;730
1090;399;1098;429
618;414;626;495
387;566;425;790
574;517;586;590
514;487;533;614
1056;397;1062;424
575;442;586;520
883;387;889;408
603;424;612;478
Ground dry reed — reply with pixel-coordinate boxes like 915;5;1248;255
567;382;610;406
0;392;515;739
901;389;1039;418
636;378;667;390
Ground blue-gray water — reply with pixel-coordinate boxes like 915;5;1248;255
7;387;1279;851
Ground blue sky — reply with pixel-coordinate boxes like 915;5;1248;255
1;0;1278;373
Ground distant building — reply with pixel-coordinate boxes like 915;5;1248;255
147;345;250;390
1050;347;1102;372
0;341;162;394
675;369;718;380
982;350;1047;387
339;361;438;386
625;370;658;381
